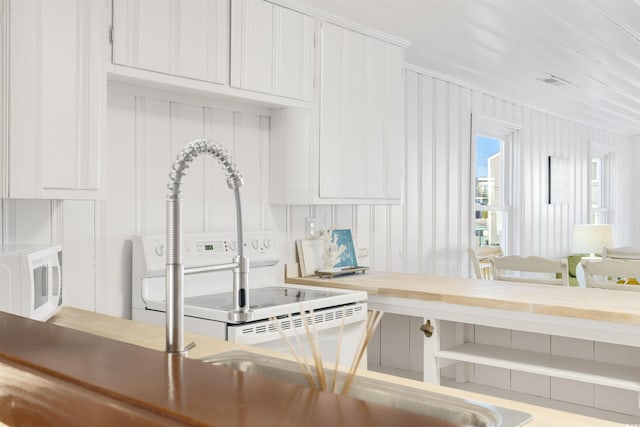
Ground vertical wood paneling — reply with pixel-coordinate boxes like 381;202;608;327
8;200;52;245
389;205;404;272
433;80;448;275
100;86;136;316
50;85;273;318
137;98;172;235
355;206;371;267
404;72;420;273
259;116;271;230
232;112;264;231
62;200;95;311
171;102;205;232
204;108;236;232
372;206;388;270
420;76;435;274
447;84;460;274
459;87;472;276
333;205;354;230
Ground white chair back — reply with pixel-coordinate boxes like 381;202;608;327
468;246;503;279
490;255;569;286
602;247;640;261
581;259;640;291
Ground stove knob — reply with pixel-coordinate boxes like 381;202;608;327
155;244;165;257
251;239;259;249
229;240;237;251
263;239;271;249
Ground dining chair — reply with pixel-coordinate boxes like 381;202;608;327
602;247;640;261
581;259;640;291
490;255;570;286
467;246;503;279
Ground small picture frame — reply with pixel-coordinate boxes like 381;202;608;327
297;229;369;278
548;156;570;204
330;229;358;268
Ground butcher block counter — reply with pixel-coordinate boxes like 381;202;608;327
286;270;640;422
0;307;625;426
285;271;640;324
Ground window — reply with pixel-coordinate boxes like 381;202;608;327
474;135;505;247
471;117;518;252
590;150;610;224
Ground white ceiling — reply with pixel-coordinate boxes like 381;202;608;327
294;0;640;137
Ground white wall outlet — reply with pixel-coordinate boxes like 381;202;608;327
305;217;316;238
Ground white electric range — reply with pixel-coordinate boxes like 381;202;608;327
131;231;368;363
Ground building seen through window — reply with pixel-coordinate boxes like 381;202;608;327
590;153;610;224
474;135;503;247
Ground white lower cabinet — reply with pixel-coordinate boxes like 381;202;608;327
270;22;406;205
2;0;106;199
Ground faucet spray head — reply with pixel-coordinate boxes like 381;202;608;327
167;139;244;197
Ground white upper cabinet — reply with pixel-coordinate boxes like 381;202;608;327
318;22;404;201
270;21;406;205
230;0;315;101
112;0;229;84
2;0;106;199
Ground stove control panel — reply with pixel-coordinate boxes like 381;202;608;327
133;230;278;276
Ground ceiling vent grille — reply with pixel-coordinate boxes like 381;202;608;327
537;75;569;86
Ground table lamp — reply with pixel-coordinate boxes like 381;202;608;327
572;224;613;259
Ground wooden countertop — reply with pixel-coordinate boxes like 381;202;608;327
1;309;464;427
37;307;624;426
286;271;640;324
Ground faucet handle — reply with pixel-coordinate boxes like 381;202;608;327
184;341;196;355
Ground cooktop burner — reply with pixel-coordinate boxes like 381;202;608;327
185;286;339;311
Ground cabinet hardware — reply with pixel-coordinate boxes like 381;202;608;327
420;319;434;337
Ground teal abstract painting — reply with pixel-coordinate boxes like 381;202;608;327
332;229;358;268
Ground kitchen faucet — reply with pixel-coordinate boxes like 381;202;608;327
166;139;249;355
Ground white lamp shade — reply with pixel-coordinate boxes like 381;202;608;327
572;224;613;255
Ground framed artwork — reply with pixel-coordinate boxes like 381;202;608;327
296;229;361;276
548;156;570;204
330;229;358;268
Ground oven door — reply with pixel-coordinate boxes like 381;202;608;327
26;246;62;321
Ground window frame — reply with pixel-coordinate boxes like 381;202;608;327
590;144;612;224
470;116;520;253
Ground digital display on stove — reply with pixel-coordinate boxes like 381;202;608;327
204;244;214;251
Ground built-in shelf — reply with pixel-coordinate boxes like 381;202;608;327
436;343;640;392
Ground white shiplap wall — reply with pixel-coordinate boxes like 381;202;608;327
280;69;635;276
2;68;637;313
97;84;274;316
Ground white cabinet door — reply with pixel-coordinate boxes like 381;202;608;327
4;0;106;199
112;0;229;84
270;23;405;205
230;0;315;101
319;22;404;201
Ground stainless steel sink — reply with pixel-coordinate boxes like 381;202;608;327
200;351;531;427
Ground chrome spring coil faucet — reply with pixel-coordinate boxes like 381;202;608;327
166;139;249;355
